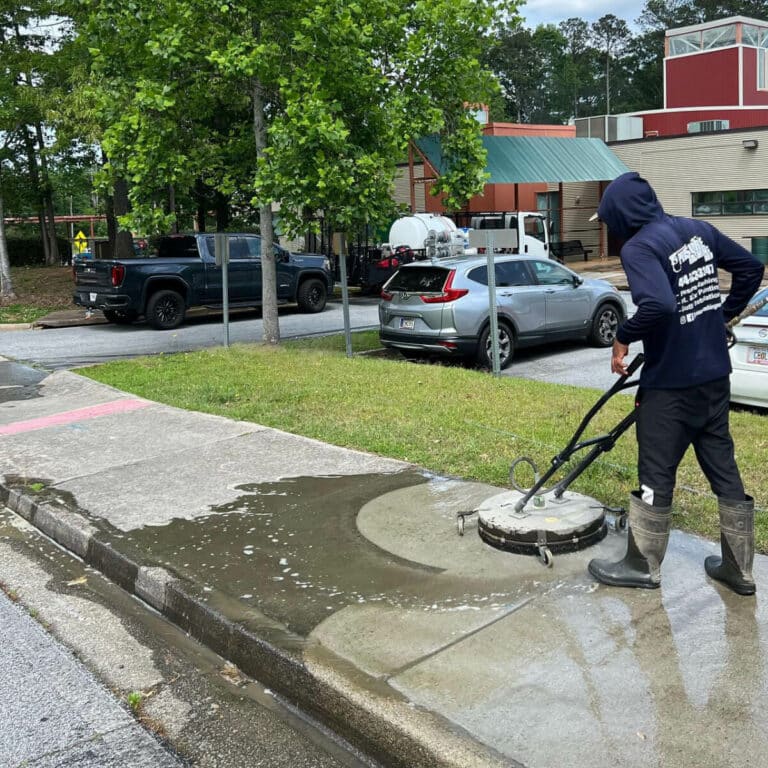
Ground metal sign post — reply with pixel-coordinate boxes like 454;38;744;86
214;233;231;348
338;234;353;358
485;231;501;376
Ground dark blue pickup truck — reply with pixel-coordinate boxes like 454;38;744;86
73;233;334;329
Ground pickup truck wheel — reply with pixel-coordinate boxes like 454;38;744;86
146;289;186;330
297;278;327;313
102;309;137;325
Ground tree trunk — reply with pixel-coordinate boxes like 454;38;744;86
106;190;117;256
252;78;279;345
112;178;135;259
14;28;54;265
167;184;179;233
0;192;17;303
194;180;207;232
215;192;229;232
35;122;60;265
22;129;51;265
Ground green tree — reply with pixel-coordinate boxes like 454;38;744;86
258;0;508;230
640;0;767;31
1;0;65;270
558;18;597;119
484;25;568;123
591;14;631;115
615;31;664;113
67;0;514;343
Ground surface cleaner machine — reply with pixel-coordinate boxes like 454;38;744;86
458;354;645;567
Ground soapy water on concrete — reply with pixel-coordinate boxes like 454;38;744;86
122;472;575;635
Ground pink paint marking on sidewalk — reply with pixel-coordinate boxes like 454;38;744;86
0;399;151;436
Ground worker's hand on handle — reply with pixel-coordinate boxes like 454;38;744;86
611;339;630;377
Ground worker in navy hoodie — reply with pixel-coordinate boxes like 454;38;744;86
588;172;764;596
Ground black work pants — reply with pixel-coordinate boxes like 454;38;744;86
635;377;745;508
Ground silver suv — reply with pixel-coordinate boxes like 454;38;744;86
378;254;626;368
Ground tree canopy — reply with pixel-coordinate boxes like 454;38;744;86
2;0;766;307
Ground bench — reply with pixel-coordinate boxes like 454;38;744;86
550;240;593;263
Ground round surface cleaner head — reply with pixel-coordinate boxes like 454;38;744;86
477;489;607;556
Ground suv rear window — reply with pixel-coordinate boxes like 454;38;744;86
386;266;449;293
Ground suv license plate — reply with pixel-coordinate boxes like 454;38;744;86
747;346;768;365
399;318;415;330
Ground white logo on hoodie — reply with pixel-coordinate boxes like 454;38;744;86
670;237;720;325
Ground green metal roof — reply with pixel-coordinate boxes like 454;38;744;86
415;134;629;184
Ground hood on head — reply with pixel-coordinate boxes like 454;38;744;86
596;172;664;240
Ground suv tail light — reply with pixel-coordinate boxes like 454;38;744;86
111;264;125;287
420;270;468;303
376;257;399;269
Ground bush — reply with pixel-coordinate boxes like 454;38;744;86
6;237;73;266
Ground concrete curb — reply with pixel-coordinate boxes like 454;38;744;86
0;480;516;768
0;322;34;331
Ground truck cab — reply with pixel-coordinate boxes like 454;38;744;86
468;212;550;259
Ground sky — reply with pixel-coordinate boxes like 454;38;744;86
519;0;645;29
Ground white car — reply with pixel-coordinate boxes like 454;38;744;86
729;287;768;409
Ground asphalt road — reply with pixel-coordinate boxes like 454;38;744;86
0;299;381;370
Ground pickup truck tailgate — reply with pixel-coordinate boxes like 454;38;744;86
74;260;114;289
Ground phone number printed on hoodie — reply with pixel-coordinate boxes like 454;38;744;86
671;238;721;326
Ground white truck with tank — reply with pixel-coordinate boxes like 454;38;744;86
360;211;551;293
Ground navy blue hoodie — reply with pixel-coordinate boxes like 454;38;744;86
597;172;764;388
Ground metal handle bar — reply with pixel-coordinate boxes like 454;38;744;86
556;353;643;460
511;353;644;513
726;295;768;348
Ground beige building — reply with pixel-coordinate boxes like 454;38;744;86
607;126;768;250
557;127;768;258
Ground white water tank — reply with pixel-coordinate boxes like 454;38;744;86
388;214;458;251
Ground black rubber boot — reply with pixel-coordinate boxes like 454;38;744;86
705;496;756;596
588;493;672;589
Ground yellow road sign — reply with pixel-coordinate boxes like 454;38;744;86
74;231;88;253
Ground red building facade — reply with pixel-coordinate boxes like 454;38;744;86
635;16;768;137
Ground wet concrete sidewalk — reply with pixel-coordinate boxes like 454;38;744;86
1;362;767;768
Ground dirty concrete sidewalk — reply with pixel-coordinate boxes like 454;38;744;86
1;362;767;768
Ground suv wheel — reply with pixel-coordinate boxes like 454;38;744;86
477;322;515;369
589;304;621;347
146;289;186;330
297;278;327;313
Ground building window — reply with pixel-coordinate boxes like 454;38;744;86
692;190;768;217
687;120;729;133
669;24;738;55
670;31;703;55
702;24;736;50
669;21;768;57
760;46;767;90
743;24;761;47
